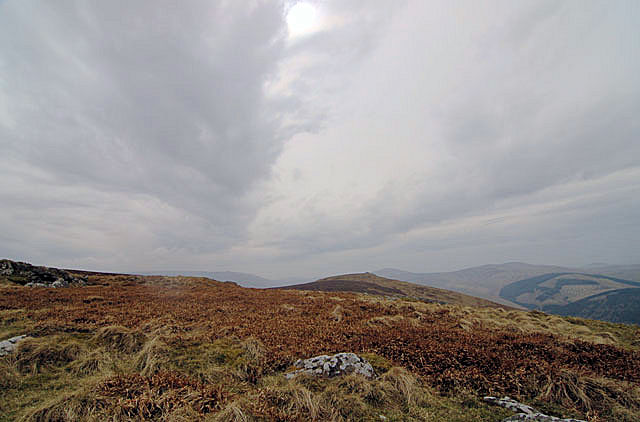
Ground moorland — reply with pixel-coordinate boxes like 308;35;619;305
1;261;640;421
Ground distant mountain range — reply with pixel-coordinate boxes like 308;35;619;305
374;262;640;308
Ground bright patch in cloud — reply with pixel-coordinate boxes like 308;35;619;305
286;2;320;38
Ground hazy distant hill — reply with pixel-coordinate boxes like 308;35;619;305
579;264;640;283
375;263;575;306
500;273;640;324
374;262;640;308
138;270;276;288
279;272;510;309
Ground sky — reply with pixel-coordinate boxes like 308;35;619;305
1;0;639;280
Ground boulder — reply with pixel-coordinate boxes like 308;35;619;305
0;334;29;356
484;396;586;422
285;352;375;379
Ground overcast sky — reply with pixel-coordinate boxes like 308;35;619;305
1;0;639;280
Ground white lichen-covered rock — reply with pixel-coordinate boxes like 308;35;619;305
285;353;375;379
502;415;586;422
485;397;537;415
51;278;68;288
484;397;586;422
0;335;29;356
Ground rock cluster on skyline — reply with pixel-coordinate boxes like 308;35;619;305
1;259;86;287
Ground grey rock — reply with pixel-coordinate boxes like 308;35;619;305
484;397;586;422
285;352;375;379
52;278;68;288
0;335;29;356
485;396;537;415
502;415;586;422
0;260;14;276
1;259;84;288
25;282;48;287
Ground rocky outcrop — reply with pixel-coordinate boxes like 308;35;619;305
285;353;375;379
0;259;87;287
0;335;29;356
484;396;586;422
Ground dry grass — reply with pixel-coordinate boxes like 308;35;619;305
15;336;83;374
92;325;147;354
207;400;255;422
537;370;640;421
134;335;171;376
447;306;637;349
67;348;114;377
367;314;421;328
0;354;21;390
379;367;423;407
331;304;344;322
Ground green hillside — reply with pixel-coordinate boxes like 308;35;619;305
500;273;640;324
544;288;640;325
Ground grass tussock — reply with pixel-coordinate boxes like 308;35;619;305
15;336;83;374
207;399;255;422
360;352;392;374
0;354;21;389
22;389;103;422
537;370;640;421
367;314;420;328
134;335;171;376
67;348;113;377
92;325;146;354
379;367;423;407
167;336;266;386
234;337;267;384
331;304;344;322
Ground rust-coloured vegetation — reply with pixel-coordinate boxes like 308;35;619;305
1;273;639;421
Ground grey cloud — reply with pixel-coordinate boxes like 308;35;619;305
0;1;298;261
252;0;640;264
0;0;638;277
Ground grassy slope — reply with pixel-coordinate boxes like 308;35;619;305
280;273;511;309
1;271;640;421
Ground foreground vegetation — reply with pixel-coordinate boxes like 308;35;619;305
1;272;639;421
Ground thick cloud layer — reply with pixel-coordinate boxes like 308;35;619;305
1;1;638;278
